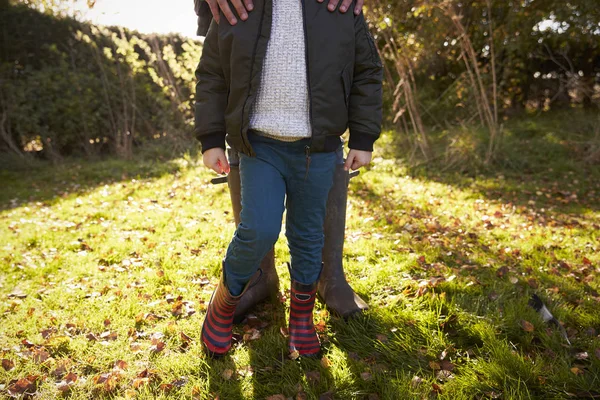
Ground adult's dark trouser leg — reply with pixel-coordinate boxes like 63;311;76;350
227;150;280;323
318;163;369;318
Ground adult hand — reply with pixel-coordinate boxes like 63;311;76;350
318;0;364;15
344;149;372;171
203;147;231;174
206;0;253;25
206;0;364;26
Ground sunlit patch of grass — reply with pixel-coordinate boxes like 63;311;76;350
1;130;600;398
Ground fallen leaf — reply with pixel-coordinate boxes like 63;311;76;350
149;339;166;353
429;361;441;370
410;375;423;388
7;375;38;396
521;320;535;332
375;334;388;343
114;360;128;371
436;370;455;381
571;367;584;376
243;328;261;342
133;377;150;389
360;372;372;381
440;360;455;371
306;371;320;385
159;383;174;392
222;369;233;381
319;392;334;400
32;348;51;364
2;359;15;371
321;356;331;368
431;382;443;394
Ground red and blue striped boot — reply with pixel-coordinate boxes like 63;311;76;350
289;279;321;357
201;270;260;358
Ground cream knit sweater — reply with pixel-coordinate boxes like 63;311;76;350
249;0;312;141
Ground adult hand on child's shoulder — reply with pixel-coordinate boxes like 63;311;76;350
203;147;231;175
205;0;253;25
204;0;364;27
319;0;364;15
344;149;372;171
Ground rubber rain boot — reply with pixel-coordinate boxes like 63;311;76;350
318;163;369;318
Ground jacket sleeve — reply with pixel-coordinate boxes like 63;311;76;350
194;0;212;37
194;21;227;153
348;13;383;152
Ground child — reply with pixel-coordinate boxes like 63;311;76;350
195;0;382;358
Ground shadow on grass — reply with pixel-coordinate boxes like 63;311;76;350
345;179;600;398
384;113;600;216
0;153;188;212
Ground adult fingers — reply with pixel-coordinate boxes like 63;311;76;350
326;0;340;12
243;0;254;12
218;155;231;174
351;158;362;171
338;0;352;13
230;0;249;21
344;153;355;171
206;0;220;24
354;0;364;15
217;0;238;24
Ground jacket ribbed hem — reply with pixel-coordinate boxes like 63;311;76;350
198;132;226;154
348;131;378;152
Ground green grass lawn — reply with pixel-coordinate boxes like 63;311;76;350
1;124;600;399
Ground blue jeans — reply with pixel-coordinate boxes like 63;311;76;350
224;132;341;296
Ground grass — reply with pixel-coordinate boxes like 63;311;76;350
1;117;600;399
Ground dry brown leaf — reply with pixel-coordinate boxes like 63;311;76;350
266;395;286;400
360;372;373;381
132;377;150;389
410;375;423;388
243;328;261;342
306;371;321;385
2;359;15;371
521;320;535;332
222;369;233;381
571;367;584;376
320;356;331;368
431;382;443;394
376;334;388;343
149;339;166;353
114;360;128;371
32;348;51;364
429;361;441;370
440;360;455;371
7;375;38;396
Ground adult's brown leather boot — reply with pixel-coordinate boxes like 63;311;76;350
318;163;369;318
227;152;280;323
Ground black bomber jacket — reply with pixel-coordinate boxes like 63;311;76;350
194;0;383;156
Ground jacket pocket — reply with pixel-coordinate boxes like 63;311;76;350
341;63;353;109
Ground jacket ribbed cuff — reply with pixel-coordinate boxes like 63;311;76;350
198;132;226;154
348;131;377;152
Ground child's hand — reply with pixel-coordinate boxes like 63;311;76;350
344;149;372;171
203;148;231;175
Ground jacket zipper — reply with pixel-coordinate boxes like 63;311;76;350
239;0;267;156
300;0;314;181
